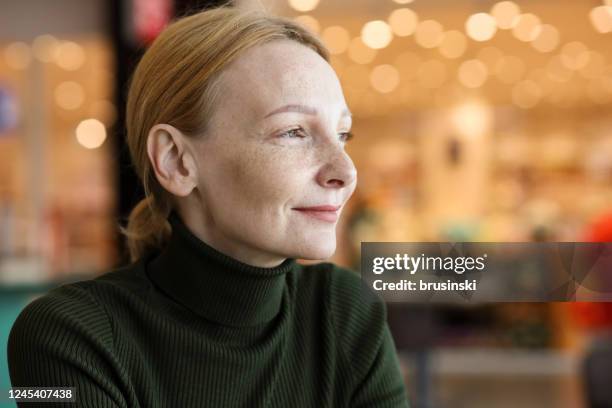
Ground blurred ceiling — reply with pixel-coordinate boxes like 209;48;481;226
257;0;612;115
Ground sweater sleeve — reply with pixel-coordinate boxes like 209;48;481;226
7;282;128;408
328;265;410;408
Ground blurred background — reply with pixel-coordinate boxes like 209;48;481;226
1;0;612;406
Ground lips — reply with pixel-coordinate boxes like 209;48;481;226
292;205;340;223
292;205;340;211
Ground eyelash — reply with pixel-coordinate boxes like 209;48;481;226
280;127;354;142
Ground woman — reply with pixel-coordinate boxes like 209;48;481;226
8;6;409;407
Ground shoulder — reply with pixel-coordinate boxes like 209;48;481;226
7;281;117;385
297;262;387;344
91;258;152;298
8;261;146;350
8;280;115;351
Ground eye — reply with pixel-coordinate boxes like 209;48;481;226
279;127;307;139
339;131;354;143
278;127;355;143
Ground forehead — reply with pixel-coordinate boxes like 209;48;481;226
215;40;346;120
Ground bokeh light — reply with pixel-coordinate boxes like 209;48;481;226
293;15;320;34
54;81;85;110
512;13;542;42
321;25;350;55
348;37;377;64
415;19;444;48
32;34;59;62
439;30;468;59
76;119;107;149
288;0;320;13
388;8;418;37
361;20;393;49
466;13;498;42
54;41;85;71
531;24;560;53
589;5;612;33
491;1;521;29
560;41;590;70
458;59;489;88
370;64;400;93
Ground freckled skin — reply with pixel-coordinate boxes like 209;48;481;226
182;40;357;267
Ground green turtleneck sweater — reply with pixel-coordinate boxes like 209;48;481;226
8;213;409;407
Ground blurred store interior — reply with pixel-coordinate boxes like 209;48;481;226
2;0;612;406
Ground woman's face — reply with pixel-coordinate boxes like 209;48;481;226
188;39;357;266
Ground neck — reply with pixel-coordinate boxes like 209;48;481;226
177;207;286;267
146;211;297;327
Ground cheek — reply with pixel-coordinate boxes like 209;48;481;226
225;145;314;210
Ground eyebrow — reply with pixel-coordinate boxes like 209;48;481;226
264;104;352;119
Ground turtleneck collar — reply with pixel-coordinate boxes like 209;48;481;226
146;211;297;327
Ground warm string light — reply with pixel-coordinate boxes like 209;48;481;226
466;13;497;42
55;81;85;110
512;13;542;42
370;64;400;93
415;20;444;48
491;1;521;29
4;37;87;71
361;20;393;49
321;26;350;55
319;1;609;111
25;15;604;116
32;34;58;62
293;15;320;34
439;30;467;59
54;41;85;70
531;24;560;53
458;59;489;88
76;119;106;149
287;0;320;13
590;5;612;33
388;8;418;37
560;41;590;70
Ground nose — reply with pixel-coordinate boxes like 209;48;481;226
315;145;357;189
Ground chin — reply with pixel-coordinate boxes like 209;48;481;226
295;239;337;260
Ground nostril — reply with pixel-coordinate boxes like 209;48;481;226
327;179;344;187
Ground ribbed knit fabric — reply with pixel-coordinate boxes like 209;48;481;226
8;212;409;407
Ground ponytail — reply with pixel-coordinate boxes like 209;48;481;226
121;195;172;262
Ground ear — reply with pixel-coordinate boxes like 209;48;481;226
146;124;197;197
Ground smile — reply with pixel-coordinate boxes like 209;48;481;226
292;208;339;223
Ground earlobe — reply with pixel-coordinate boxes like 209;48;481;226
147;124;196;197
